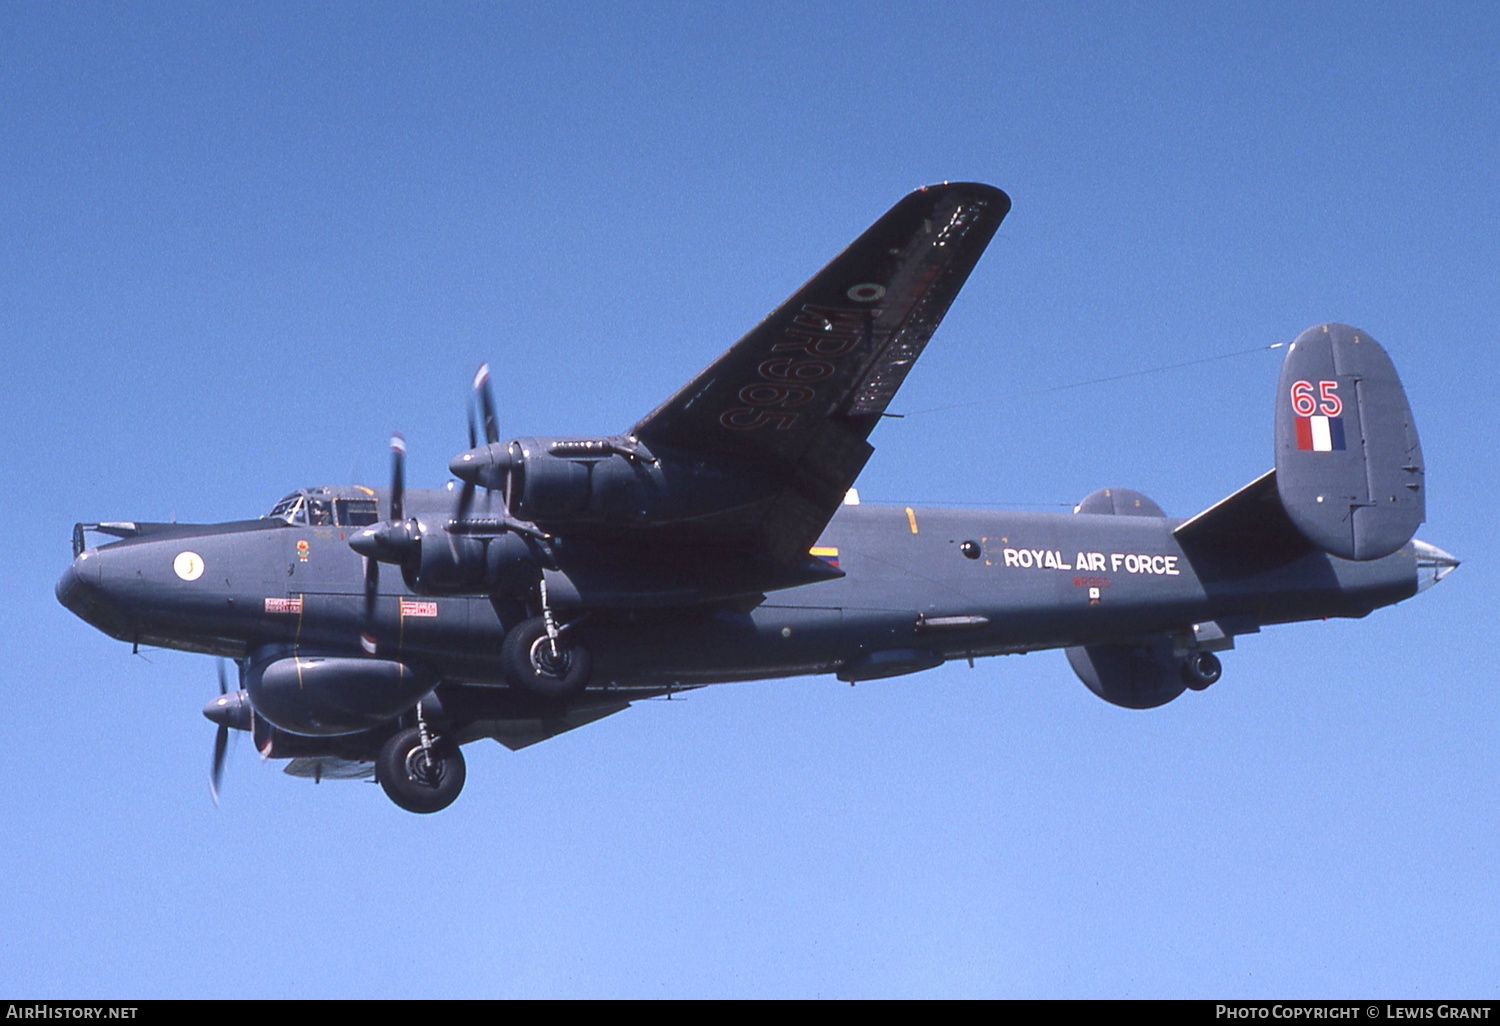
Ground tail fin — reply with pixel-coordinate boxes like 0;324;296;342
1274;324;1424;560
1176;324;1424;573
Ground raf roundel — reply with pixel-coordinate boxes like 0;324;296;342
846;282;885;303
173;551;205;582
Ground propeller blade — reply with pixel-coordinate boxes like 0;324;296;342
474;363;499;445
454;479;476;522
210;724;228;806
454;364;502;522
389;433;406;521
350;432;420;571
364;554;379;619
208;658;242;806
504;441;515;514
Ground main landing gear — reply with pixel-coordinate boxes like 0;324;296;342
376;720;466;814
500;580;591;702
501;615;591;701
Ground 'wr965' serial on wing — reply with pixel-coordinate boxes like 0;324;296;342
56;183;1457;813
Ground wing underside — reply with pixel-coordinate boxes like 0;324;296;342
632;183;1010;563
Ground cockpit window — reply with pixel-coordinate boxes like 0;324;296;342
267;494;306;523
268;492;379;527
336;499;379;527
306;498;334;526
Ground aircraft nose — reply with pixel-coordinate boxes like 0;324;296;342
55;550;101;617
56;547;131;637
1412;539;1459;593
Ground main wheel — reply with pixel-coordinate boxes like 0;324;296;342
501;616;591;702
376;725;466;813
1181;651;1223;690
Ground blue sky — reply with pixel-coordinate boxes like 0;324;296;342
2;2;1494;998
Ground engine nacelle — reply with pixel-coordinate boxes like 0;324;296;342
450;437;775;529
398;517;540;595
245;650;434;736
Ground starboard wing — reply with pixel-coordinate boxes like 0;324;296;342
631;183;1010;563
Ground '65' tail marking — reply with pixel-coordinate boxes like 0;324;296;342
1290;379;1346;452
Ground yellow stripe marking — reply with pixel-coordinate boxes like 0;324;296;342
905;507;919;534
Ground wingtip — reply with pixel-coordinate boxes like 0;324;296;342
907;182;1012;218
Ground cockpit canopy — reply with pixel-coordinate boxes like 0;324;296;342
266;487;380;528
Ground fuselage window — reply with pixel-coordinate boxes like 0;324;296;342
336;499;379;527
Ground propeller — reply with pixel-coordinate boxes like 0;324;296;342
350;433;416;618
455;364;503;523
203;658;252;805
350;371;545;601
448;363;564;544
376;432;405;613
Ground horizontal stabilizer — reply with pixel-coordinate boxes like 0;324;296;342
1274;324;1424;560
1174;469;1314;578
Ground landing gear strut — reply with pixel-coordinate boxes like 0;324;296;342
376;722;466;813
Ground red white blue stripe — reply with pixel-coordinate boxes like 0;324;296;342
1295;415;1346;452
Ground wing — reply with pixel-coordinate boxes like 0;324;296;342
632;182;1010;563
481;700;633;751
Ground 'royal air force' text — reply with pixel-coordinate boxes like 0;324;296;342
1002;548;1180;576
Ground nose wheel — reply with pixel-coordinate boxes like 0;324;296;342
376;724;466;813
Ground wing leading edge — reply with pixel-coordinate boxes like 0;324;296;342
632;183;1010;564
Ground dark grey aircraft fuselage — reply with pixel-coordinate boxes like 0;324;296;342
57;490;1419;692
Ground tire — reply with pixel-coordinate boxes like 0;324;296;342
376;725;466;814
500;616;590;702
1181;651;1223;691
